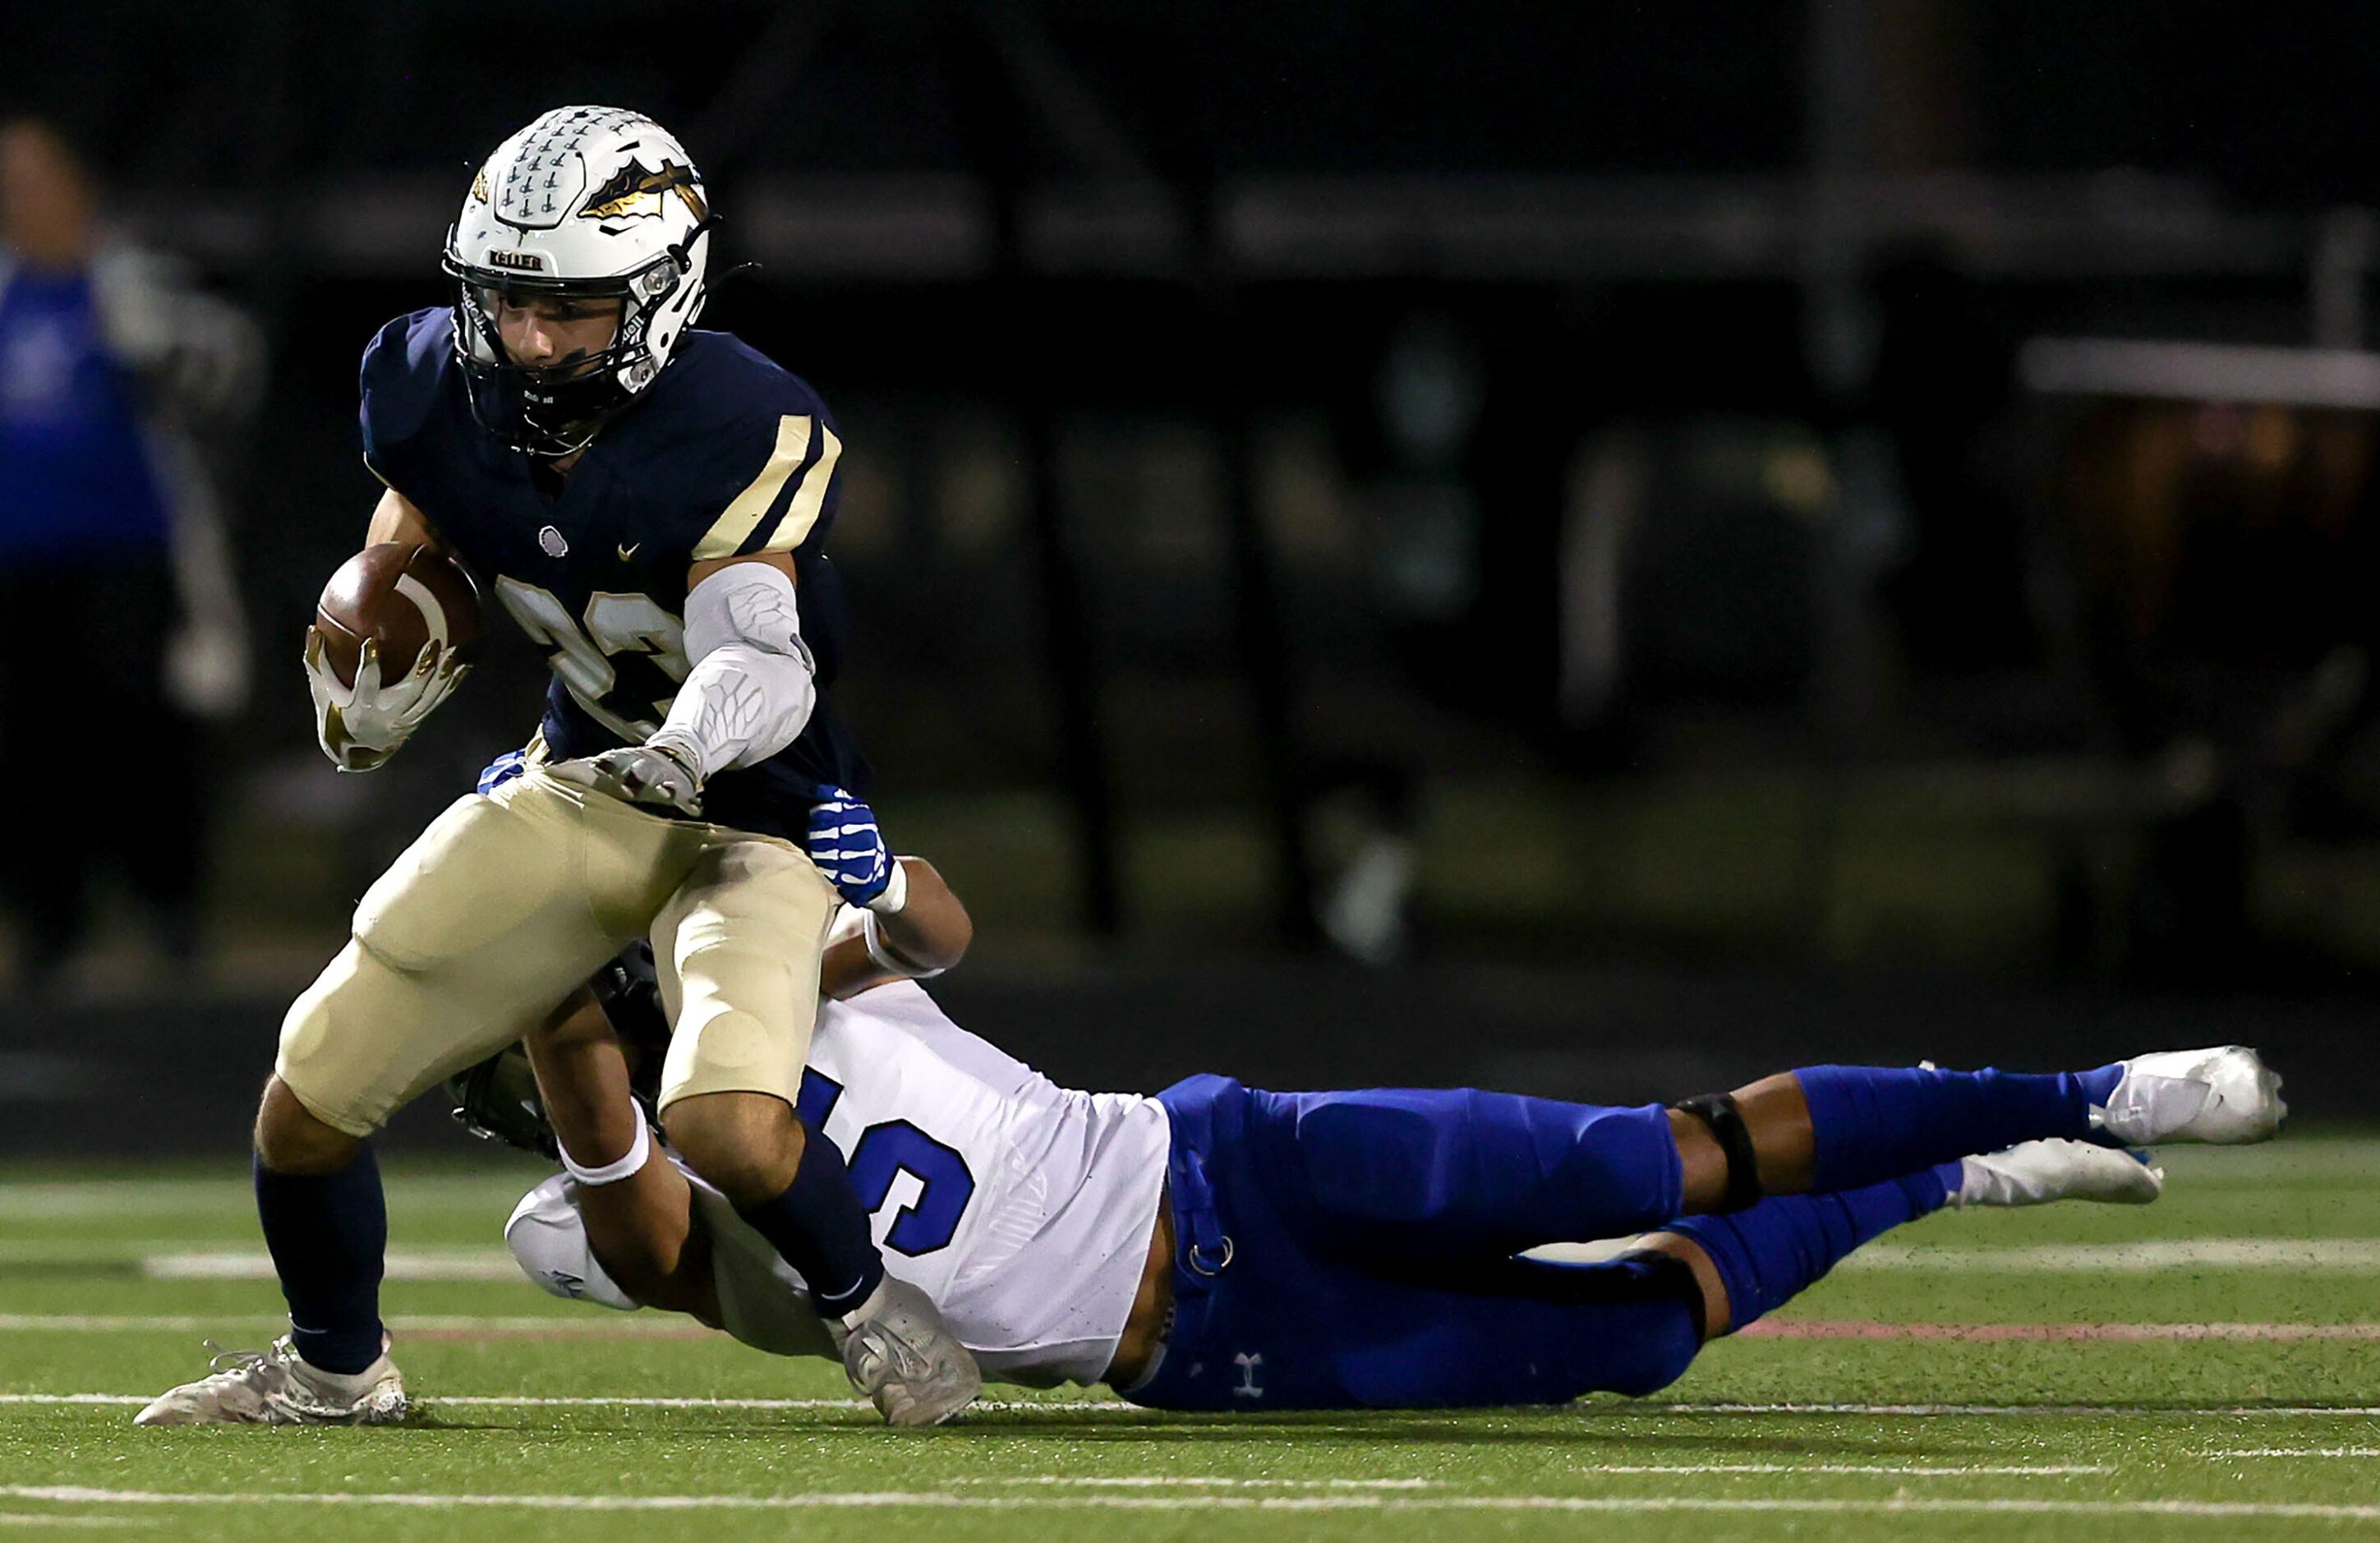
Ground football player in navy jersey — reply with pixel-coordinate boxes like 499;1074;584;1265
140;107;977;1429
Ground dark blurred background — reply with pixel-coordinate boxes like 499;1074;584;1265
4;0;2377;1153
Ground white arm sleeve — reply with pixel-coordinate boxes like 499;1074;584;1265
647;561;817;779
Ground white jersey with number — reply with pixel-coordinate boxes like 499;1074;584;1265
507;978;1171;1388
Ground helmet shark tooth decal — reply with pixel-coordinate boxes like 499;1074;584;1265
579;160;707;223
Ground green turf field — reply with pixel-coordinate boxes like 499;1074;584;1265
3;1139;2376;1539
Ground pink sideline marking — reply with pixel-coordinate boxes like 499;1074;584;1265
1742;1320;2380;1343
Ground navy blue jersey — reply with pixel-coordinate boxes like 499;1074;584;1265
359;307;869;841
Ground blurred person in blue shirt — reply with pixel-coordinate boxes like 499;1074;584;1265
0;117;256;990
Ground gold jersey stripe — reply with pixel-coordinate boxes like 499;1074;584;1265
753;421;841;555
693;416;813;561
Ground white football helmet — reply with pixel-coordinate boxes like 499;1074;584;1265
442;105;718;457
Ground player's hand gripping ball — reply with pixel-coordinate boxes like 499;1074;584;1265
307;542;481;772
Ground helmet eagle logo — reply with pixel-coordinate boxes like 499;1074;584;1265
579;160;707;223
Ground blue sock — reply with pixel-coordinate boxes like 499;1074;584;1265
254;1147;387;1375
1794;1062;2125;1192
733;1126;886;1318
1668;1164;1962;1331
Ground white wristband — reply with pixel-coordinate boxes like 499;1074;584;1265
868;860;909;915
559;1117;651;1187
862;910;946;980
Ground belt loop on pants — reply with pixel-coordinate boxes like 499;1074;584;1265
1172;1147;1234;1279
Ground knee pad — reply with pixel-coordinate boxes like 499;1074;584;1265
1670;1091;1763;1211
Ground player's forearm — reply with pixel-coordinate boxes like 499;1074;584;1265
821;859;971;1000
522;988;647;1170
364;487;445;551
648;642;814;778
647;560;815;778
875;859;971;974
524;993;723;1324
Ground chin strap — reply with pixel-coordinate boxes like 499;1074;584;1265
665;213;723;275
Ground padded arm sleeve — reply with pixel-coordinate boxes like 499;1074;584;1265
646;560;817;779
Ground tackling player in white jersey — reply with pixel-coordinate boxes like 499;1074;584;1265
487;797;2287;1408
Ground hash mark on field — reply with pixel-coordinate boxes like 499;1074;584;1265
1744;1320;2380;1342
11;1485;2380;1519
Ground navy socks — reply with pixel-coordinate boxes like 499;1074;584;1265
254;1147;388;1376
1794;1062;2125;1192
732;1126;886;1318
1669;1164;1962;1332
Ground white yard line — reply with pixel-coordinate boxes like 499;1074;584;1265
0;1393;1111;1413
957;1467;2106;1482
25;1236;2367;1284
1745;1320;2380;1342
0;1517;136;1530
0;1178;536;1219
0;1243;518;1283
139;1250;518;1283
7;1392;2380;1418
0;1314;707;1335
2203;1448;2380;1458
962;1478;1439;1489
0;1142;2368;1218
1646;1401;2380;1416
1840;1237;2380;1271
1574;1464;2111;1476
1521;1236;2380;1272
2136;1142;2380;1181
6;1485;2380;1519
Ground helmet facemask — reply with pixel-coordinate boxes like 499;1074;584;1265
444;236;707;458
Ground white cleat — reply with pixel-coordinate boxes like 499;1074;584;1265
1951;1138;2164;1209
2093;1045;2286;1146
832;1277;982;1428
133;1336;407;1427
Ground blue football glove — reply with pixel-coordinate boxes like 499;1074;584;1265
477;748;529;796
807;785;905;912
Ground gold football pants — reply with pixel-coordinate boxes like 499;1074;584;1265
275;765;837;1137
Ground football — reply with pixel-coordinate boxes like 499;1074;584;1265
312;541;483;689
